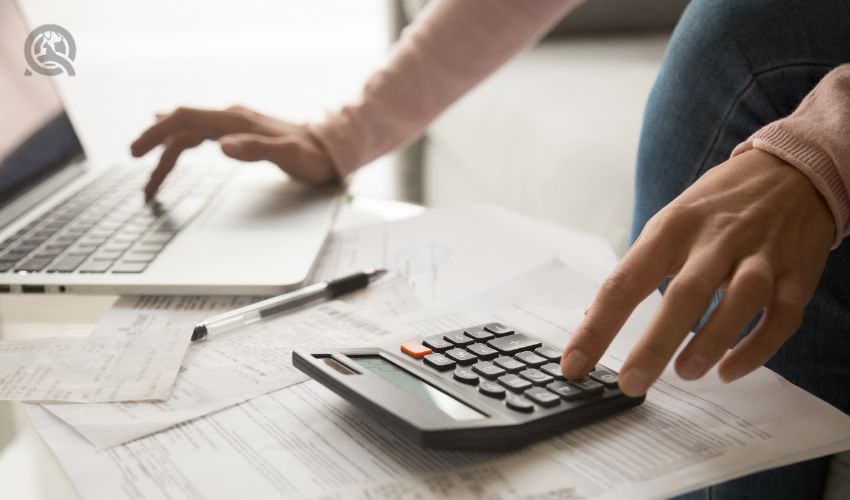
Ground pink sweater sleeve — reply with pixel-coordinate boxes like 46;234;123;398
732;64;850;247
307;0;582;177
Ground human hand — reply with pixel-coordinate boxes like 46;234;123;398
130;106;338;200
561;149;836;396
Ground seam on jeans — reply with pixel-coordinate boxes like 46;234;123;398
687;61;837;186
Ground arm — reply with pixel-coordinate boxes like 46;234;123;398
562;65;850;395
308;0;583;176
731;63;850;247
130;0;581;196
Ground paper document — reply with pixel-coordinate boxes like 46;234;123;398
44;278;420;449
0;324;188;403
313;205;618;305
28;260;850;500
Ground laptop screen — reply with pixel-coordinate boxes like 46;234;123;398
0;0;84;210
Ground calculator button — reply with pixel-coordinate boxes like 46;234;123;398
472;361;506;380
400;342;432;359
484;323;514;336
487;334;542;354
497;374;533;393
443;332;475;347
546;381;584;401
423;353;456;371
493;356;525;373
445;348;477;365
463;326;494;341
422;335;452;352
589;369;619;389
466;343;498;360
505;394;535;412
453;367;479;385
570;378;605;395
540;363;565;380
519;368;554;386
479;381;506;399
515;351;547;367
524;387;561;408
534;345;562;362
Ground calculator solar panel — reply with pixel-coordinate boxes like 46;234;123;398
293;323;644;451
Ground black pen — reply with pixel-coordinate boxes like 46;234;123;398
191;268;387;342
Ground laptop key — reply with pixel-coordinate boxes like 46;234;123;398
48;255;87;273
17;257;52;272
111;262;148;273
78;260;113;273
122;251;157;263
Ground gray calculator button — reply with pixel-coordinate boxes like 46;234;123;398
546;381;584;401
422;336;452;352
453;367;479;385
472;361;506;380
487;334;542;354
519;368;554;386
443;332;474;347
540;363;565;379
483;323;514;336
497;374;533;393
479;381;506;399
534;345;562;362
423;353;456;371
589;369;619;389
466;343;498;360
505;393;535;412
463;326;494;341
524;387;561;408
515;351;547;367
493;356;525;373
570;378;605;395
445;348;477;365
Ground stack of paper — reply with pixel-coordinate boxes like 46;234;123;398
19;206;850;500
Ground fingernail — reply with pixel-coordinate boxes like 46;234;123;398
620;367;652;396
678;353;708;380
562;349;589;378
720;361;749;383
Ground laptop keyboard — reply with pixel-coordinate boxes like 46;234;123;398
0;165;232;275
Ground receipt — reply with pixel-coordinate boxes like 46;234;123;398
0;325;189;402
43;278;420;449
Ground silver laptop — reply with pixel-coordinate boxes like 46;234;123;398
0;2;342;295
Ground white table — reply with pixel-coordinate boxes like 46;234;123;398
0;196;423;500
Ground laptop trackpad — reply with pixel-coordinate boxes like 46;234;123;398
194;169;341;232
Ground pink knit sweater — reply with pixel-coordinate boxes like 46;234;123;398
308;0;850;246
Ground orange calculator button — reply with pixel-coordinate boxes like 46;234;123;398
400;341;432;359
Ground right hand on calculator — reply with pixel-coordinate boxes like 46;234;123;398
130;106;339;200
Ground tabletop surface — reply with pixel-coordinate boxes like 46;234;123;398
0;196;423;500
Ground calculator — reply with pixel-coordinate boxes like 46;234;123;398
292;323;643;451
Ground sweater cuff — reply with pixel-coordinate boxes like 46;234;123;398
732;124;848;249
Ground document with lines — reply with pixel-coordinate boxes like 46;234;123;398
42;277;420;449
27;260;850;500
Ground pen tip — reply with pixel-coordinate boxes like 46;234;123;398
191;325;208;342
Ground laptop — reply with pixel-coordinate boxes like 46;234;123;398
0;2;343;295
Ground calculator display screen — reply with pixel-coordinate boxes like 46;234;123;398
353;357;485;421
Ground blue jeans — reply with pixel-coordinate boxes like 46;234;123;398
632;0;850;498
